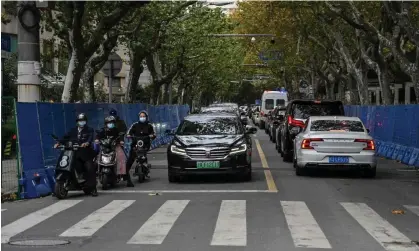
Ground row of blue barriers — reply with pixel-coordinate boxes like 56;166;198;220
16;102;189;199
345;105;419;168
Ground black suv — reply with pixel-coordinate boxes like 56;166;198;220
278;100;345;162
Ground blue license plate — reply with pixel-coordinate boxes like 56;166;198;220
329;156;349;163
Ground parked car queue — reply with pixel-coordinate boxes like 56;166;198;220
248;99;377;178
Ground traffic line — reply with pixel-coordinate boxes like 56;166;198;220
70;190;277;194
1;200;82;244
341;202;419;251
254;139;278;192
281;201;332;249
127;200;189;245
404;205;419;217
60;200;135;237
211;200;247;246
1;209;7;212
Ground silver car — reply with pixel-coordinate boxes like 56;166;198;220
293;116;377;177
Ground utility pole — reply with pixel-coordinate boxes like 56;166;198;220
16;1;42;102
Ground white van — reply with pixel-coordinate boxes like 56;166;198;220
259;90;289;129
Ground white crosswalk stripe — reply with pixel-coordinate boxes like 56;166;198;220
2;199;419;249
211;200;247;246
281;201;332;249
404;205;419;217
127;200;189;245
1;200;82;244
341;202;419;251
60;200;135;237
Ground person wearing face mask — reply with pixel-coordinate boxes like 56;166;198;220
109;109;127;135
125;110;156;187
54;113;98;196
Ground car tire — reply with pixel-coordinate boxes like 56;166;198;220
259;121;265;129
283;151;293;162
295;166;306;176
168;173;180;183
242;166;252;181
363;168;376;178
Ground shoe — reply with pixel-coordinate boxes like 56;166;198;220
91;188;98;197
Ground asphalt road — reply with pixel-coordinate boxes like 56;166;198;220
2;126;419;251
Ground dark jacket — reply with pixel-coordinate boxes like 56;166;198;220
115;117;127;135
127;110;155;146
64;126;94;146
96;127;121;141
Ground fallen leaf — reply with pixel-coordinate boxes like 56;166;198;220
392;209;405;214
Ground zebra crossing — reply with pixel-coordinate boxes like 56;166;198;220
2;200;419;250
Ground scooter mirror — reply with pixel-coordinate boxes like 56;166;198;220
51;134;58;140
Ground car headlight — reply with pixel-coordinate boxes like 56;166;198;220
230;143;247;154
170;145;186;155
101;155;111;164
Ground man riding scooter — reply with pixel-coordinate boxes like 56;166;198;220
95;116;128;188
109;109;127;135
54;113;98;196
126;110;156;187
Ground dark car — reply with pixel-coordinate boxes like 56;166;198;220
268;105;286;143
278;100;345;162
166;113;257;182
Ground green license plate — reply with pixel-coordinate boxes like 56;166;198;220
196;161;220;169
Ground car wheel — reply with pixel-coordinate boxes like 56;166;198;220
259;121;265;129
168;173;180;182
296;166;306;176
283;151;293;162
363;168;376;178
242;166;252;181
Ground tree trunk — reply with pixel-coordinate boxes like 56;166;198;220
61;50;84;102
125;49;146;103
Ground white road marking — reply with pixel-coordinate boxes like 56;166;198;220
1;200;82;243
69;190;277;194
281;201;332;249
127;200;189;244
60;200;135;237
341;202;419;251
404;205;419;217
1;209;7;212
211;200;247;246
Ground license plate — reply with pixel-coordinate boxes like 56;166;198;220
329;156;349;163
196;161;220;169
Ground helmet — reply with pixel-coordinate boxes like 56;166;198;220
76;113;87;121
104;116;116;124
109;109;117;116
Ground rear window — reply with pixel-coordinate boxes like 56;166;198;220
292;103;343;119
310;120;365;132
265;99;274;109
276;99;286;106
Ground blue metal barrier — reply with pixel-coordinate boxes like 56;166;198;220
16;102;189;199
345;105;419;168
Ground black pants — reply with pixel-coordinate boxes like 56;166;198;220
76;147;97;190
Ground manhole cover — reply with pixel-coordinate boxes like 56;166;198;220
8;239;70;246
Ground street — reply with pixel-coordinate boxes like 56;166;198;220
2;128;419;251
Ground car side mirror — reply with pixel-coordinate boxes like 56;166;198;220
290;127;301;135
366;128;370;133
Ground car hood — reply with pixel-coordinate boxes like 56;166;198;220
175;135;243;147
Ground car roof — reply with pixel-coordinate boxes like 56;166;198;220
309;116;361;121
185;113;237;119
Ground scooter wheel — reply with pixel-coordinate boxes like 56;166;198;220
138;173;145;183
101;175;109;190
54;182;68;199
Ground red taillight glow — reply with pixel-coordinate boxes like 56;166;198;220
354;139;375;150
288;115;305;128
301;138;323;149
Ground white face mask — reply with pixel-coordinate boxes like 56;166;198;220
78;121;86;127
139;117;146;123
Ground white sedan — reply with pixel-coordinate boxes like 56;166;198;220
293;116;377;177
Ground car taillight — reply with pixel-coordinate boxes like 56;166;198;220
288;115;305;128
301;138;323;149
354;139;375;150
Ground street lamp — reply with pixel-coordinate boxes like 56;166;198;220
251;37;256;43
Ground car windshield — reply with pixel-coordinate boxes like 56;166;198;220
265;99;274;109
276;99;285;106
310;120;365;132
177;117;243;135
293;103;343;119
